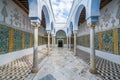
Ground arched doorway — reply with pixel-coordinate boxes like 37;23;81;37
58;39;63;47
56;30;66;47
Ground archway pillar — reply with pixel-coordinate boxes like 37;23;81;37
52;36;53;48
69;36;71;50
47;31;51;53
67;36;69;48
88;23;97;74
73;31;77;55
53;36;56;47
31;22;40;73
52;35;55;48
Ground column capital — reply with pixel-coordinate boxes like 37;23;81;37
73;30;77;34
47;31;51;34
31;22;40;28
53;36;56;37
87;23;96;29
68;36;71;37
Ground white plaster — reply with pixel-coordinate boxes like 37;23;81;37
0;45;47;66
76;0;120;36
77;45;120;65
0;0;33;32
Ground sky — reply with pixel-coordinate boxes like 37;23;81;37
51;0;73;23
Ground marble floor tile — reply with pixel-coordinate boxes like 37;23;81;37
33;48;102;80
76;48;120;80
0;47;119;80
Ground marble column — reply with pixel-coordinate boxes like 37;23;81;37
31;23;39;73
54;36;56;47
69;36;71;50
67;36;69;48
47;31;51;52
73;31;77;55
88;23;97;74
52;36;54;48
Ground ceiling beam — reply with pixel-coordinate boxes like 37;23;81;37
12;0;28;13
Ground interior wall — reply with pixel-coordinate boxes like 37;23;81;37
0;0;33;33
0;0;47;54
77;0;120;55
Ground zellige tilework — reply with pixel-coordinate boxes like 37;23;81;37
0;24;9;54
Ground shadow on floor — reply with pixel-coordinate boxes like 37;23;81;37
40;74;56;80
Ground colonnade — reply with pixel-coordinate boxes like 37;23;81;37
30;22;97;74
65;23;97;74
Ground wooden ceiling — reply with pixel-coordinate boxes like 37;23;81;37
12;0;112;27
12;0;29;13
78;0;112;26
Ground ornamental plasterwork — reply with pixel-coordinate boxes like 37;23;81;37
13;8;20;26
1;0;8;23
116;0;120;24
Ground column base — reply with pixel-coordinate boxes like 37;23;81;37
47;48;51;56
69;47;71;51
73;52;76;56
89;68;97;74
31;67;38;73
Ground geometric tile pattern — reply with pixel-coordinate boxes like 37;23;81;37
14;29;22;51
0;49;48;80
38;36;42;45
86;35;90;47
38;36;40;45
118;28;120;55
0;55;32;80
32;34;34;46
96;57;120;80
25;32;30;48
84;35;87;47
78;28;120;55
102;30;113;53
0;25;9;54
95;33;99;50
33;48;101;80
79;34;98;49
79;36;84;46
0;24;35;54
76;48;120;80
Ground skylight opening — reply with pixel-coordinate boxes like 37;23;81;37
51;0;73;23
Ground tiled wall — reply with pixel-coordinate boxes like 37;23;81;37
77;0;120;55
0;25;9;54
0;24;47;54
77;0;120;37
14;29;22;51
118;29;120;54
102;30;113;53
25;32;30;48
0;0;48;54
77;28;120;55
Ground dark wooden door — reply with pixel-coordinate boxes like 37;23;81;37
58;40;63;47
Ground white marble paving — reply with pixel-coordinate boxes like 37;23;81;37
33;48;102;80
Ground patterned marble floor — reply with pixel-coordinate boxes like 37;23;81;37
0;47;119;80
33;48;102;80
0;48;48;80
76;49;120;80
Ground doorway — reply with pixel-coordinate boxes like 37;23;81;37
58;40;63;47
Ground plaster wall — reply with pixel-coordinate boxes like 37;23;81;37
0;0;33;33
77;0;120;36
